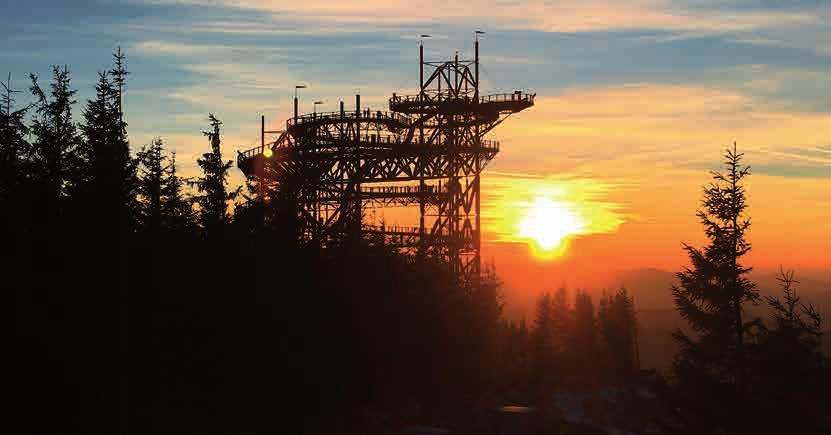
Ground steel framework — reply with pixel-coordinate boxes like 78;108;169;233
237;40;534;280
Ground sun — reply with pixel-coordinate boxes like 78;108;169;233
517;197;584;256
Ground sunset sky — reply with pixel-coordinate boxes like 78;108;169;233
4;1;829;310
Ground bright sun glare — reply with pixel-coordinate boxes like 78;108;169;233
518;197;584;253
483;176;624;261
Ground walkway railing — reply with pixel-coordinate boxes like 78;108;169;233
389;91;535;107
364;224;455;238
238;136;500;167
287;110;414;128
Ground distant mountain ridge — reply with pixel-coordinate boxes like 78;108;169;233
609;267;831;313
608;267;830;370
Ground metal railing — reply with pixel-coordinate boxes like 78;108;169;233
307;135;499;151
361;185;443;195
287;110;414;128
363;225;468;243
238;144;265;161
389;92;535;106
364;224;454;238
479;92;535;104
237;136;500;165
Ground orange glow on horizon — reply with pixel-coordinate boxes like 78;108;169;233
518;197;582;259
483;175;626;261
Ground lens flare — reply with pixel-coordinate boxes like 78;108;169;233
518;197;583;252
483;175;626;260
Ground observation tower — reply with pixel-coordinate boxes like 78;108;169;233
237;38;534;280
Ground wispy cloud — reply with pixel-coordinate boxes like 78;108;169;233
142;0;818;33
492;84;831;182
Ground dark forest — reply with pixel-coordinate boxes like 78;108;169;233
5;51;829;435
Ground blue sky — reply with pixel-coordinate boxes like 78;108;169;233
3;0;830;278
4;1;830;157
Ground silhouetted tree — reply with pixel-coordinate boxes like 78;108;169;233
0;74;30;203
764;269;823;366
136;138;165;232
531;287;571;393
29;66;78;210
191;114;237;240
599;287;638;382
468;264;505;389
161;151;195;231
136;138;191;233
74;68;136;218
3;73;35;380
754;269;826;433
0;74;31;251
571;290;598;383
670;143;760;432
110;46;128;128
135;138;194;231
533;291;556;384
551;287;571;353
496;317;533;399
234;165;301;249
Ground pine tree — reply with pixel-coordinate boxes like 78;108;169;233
670;143;760;431
764;270;823;364
191;113;238;239
135;138;165;231
571;290;598;382
551;287;572;353
110;46;128;130
136;139;194;233
161;151;194;231
532;288;574;388
75;69;136;226
1;73;33;294
468;264;504;389
0;73;30;209
29;66;79;209
755;269;825;431
599;287;638;382
533;292;556;385
75;57;137;433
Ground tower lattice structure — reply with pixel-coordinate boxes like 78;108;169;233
238;40;534;280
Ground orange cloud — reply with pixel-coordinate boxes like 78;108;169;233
479;83;830;299
145;0;818;33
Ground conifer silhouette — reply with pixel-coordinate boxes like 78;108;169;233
754;269;826;433
29;66;78;208
599;287;638;382
0;73;31;238
670;143;760;431
191;114;238;239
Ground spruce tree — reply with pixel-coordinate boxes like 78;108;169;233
0;73;30;199
551;287;572;356
1;73;33;299
763;270;823;367
73;54;136;434
75;69;136;223
571;290;598;382
670;143;759;431
599;287;638;382
755;269;825;432
110;46;128;129
161;151;194;231
136;138;165;232
0;74;31;223
29;66;79;209
468;264;504;389
136;138;194;233
533;292;556;386
191;113;238;239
